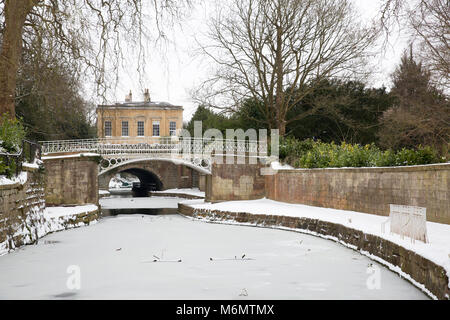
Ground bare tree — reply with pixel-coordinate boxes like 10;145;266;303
195;0;377;135
379;0;449;90
0;0;191;119
410;0;450;89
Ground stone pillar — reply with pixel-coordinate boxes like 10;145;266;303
208;156;266;202
43;154;100;206
198;174;206;192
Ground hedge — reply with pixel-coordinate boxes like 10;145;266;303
279;137;447;168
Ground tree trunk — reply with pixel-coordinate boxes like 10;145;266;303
0;0;36;119
274;21;285;137
277;120;286;136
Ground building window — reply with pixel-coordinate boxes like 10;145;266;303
152;121;160;137
104;121;112;137
169;121;177;136
122;121;129;137
137;121;144;136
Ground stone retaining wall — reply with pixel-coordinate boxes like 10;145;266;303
178;203;449;300
266;164;450;224
1;164;99;255
0;167;46;252
45;207;99;234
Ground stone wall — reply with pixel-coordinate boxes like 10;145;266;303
206;158;265;202
178;203;450;300
44;154;99;206
198;174;206;192
1;164;99;256
0;166;46;252
265;164;450;224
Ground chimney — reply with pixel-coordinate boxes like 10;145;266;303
143;88;151;102
125;90;132;102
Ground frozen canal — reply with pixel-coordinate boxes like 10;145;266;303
0;196;428;299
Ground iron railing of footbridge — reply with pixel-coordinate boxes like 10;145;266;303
40;137;268;158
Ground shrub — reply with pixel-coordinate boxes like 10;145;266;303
0;114;26;153
279;137;446;168
279;137;314;166
0;114;26;177
393;146;440;166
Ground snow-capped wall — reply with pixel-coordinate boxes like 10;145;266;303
0;166;99;256
0;166;46;254
265;163;450;225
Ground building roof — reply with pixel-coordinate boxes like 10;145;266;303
97;101;183;110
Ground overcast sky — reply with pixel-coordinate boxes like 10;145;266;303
108;0;409;122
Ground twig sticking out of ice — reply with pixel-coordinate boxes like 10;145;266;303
146;254;182;263
151;259;182;263
209;255;254;261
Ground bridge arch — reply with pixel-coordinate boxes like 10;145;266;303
98;158;208;192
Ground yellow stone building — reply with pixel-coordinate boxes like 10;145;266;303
96;90;183;141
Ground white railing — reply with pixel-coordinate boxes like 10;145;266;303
40;137;268;172
41;137;267;156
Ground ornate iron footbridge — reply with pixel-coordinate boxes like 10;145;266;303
40;137;268;173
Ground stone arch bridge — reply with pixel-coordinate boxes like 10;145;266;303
97;158;211;192
41;137;268;204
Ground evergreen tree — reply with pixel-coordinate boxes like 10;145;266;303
378;49;449;155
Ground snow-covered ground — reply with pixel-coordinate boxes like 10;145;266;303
100;196;184;209
42;204;99;235
99;190;110;196
152;188;205;198
45;204;99;218
0;203;99;257
0;209;427;299
0;171;28;185
182;198;450;292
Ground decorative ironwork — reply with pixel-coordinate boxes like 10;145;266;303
40;137;268;173
0;140;42;176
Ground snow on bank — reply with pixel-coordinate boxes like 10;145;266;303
0;204;98;257
45;204;98;218
270;161;294;170
100;197;183;209
153;188;205;198
0;171;28;186
99;190;110;196
0;159;43;186
22;159;43;170
43;204;98;234
183;198;450;287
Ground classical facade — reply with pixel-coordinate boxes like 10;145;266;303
96;90;183;140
